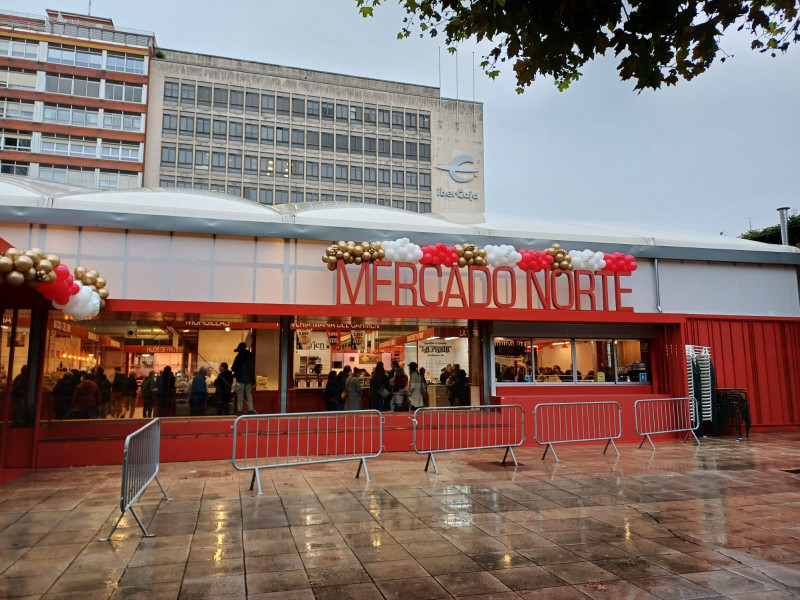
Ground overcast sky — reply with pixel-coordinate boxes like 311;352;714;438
11;0;799;236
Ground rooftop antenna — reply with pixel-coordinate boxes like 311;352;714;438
88;0;92;15
472;51;476;129
455;49;459;128
777;206;790;245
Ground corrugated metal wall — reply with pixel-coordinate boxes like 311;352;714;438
685;317;800;428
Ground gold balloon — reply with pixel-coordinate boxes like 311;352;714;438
362;251;372;262
477;248;487;258
31;247;44;258
5;270;24;286
464;250;473;259
322;255;329;264
342;252;350;262
335;250;343;260
74;266;87;280
361;242;370;250
36;259;53;273
45;254;60;268
87;269;98;278
14;255;33;272
24;267;36;281
326;246;334;254
35;270;49;282
83;273;98;286
559;260;570;270
552;243;562;250
100;299;106;309
353;245;364;256
46;271;58;284
475;257;486;266
377;249;385;259
95;277;106;289
354;256;362;265
457;257;467;268
337;241;347;248
326;261;337;271
24;249;39;260
327;255;337;265
0;256;12;272
4;247;21;260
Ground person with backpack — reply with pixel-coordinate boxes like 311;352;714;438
140;371;156;418
369;362;391;411
214;362;234;415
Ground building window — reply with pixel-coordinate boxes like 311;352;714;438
392;140;404;160
335;164;348;184
321;193;333;202
0;37;38;60
321;132;334;152
405;112;417;131
195;149;209;170
1;69;37;90
364;137;376;156
178;177;193;188
350;105;362;124
276;127;289;147
197;85;212;107
420;202;431;213
45;74;101;98
180;83;195;106
244;154;258;175
246;92;259;112
406;201;418;212
227;184;240;197
43;104;97;127
405;141;417;161
261;93;275;115
0;131;32;152
307;191;319;202
230;89;244;111
290;159;304;179
103;110;142;132
419;142;431;162
196;116;211;138
259;188;273;204
419;172;431;191
211;151;226;172
378;197;391;206
306;161;319;181
245;122;259;143
336;194;348;203
105;81;143;103
260;156;274;177
47;44;102;68
164;81;179;102
291;129;305;149
160;178;175;188
307;100;320;120
275;188;289;204
406;171;417;190
101;141;140;162
336;103;348;124
306;130;319;150
350;195;363;203
214;86;228;109
162;113;177;135
365;196;377;204
364;106;377;126
275;157;289;178
228;152;242;173
378;138;390;158
179;115;194;137
392;170;404;189
243;186;257;201
321;163;333;182
350;135;362;155
42;135;97;158
364;167;376;187
194;180;209;190
106;52;144;74
292;97;305;118
276;95;290;116
210;182;225;193
350;166;362;185
178;146;193;169
378;168;390;188
1;99;33;121
321;101;334;121
392;199;405;209
291;190;304;203
39;164;95;186
420;113;431;131
261;125;274;146
161;145;176;167
213;119;227;140
335;134;348;154
378;109;390;128
229;120;243;142
392;111;404;130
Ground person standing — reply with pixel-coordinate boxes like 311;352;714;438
390;361;409;410
157;366;175;418
140;371;156;418
72;372;101;419
53;372;75;419
408;362;423;409
440;364;452;386
93;366;111;418
189;367;208;416
232;342;255;414
110;366;125;418
369;362;391;411
214;362;234;416
335;366;351;410
122;371;138;418
322;371;341;411
344;368;362;411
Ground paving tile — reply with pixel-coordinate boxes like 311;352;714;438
517;587;592;599
178;574;246;599
542;561;621;585
435;571;511;596
423;552;483;576
489;565;568;590
245;570;310;593
575;579;662;599
243;552;303;573
363;558;429;580
683;569;777;595
376;576;450;600
118;563;186;587
311;582;384;600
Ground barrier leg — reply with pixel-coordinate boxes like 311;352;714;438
639;434;656;451
99;510;125;541
249;469;263;495
154;475;172;501
424;452;439;475
607;439;620;457
501;446;518;467
541;444;559;462
129;505;154;537
685;430;701;445
355;457;371;482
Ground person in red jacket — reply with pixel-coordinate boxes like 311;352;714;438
72;372;101;419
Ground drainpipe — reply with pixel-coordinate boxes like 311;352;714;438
777;207;790;245
654;258;663;313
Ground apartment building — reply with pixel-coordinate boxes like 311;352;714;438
0;9;153;189
146;50;484;215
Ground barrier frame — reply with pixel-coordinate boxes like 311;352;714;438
231;410;384;494
100;418;171;540
411;404;525;475
532;401;622;462
634;397;701;451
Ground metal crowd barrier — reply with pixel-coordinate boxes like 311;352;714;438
411;405;525;474
533;401;622;462
634;397;700;451
231;410;384;494
100;418;171;540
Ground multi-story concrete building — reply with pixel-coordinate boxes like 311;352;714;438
146;50;484;215
0;9;153;189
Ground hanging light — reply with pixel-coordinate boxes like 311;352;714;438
561;342;569;349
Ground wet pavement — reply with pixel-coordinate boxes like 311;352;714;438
1;434;799;599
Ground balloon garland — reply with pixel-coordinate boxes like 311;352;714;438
322;238;638;274
0;246;109;319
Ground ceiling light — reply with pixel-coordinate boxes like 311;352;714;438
225;327;231;331
426;336;439;340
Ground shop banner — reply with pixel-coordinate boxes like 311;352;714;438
351;330;365;349
297;329;312;350
327;331;340;347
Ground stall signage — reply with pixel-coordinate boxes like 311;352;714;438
335;262;633;312
296;330;312;349
351;330;365;348
292;322;378;330
51;320;71;334
124;345;183;354
87;331;99;341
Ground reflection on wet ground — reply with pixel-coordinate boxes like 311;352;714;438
0;434;799;599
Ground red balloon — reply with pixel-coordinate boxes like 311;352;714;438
70;282;80;294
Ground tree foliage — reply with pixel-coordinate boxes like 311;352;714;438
356;0;800;92
740;211;799;245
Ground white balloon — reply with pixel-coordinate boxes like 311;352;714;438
382;238;423;263
484;244;521;268
60;282;101;320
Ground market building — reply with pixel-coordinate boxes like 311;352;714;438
1;176;799;470
0;9;153;189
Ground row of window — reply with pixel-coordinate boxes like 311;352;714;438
44;104;144;131
0;69;37;90
156;177;432;212
163;81;431;131
0;99;34;121
162;114;430;159
0;161;138;189
40;135;140;162
44;74;144;103
0;37;146;74
159;145;432;189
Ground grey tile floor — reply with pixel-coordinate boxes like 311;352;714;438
1;434;799;599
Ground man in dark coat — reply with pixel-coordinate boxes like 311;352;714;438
111;366;126;418
232;342;255;414
93;366;112;418
214;362;234;415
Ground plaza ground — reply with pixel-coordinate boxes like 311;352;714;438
1;435;799;599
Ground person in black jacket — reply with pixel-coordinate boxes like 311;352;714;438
110;366;126;418
92;366;112;418
321;371;341;411
369;362;391;411
157;366;176;418
232;342;255;414
214;362;234;415
121;371;138;418
53;372;75;420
